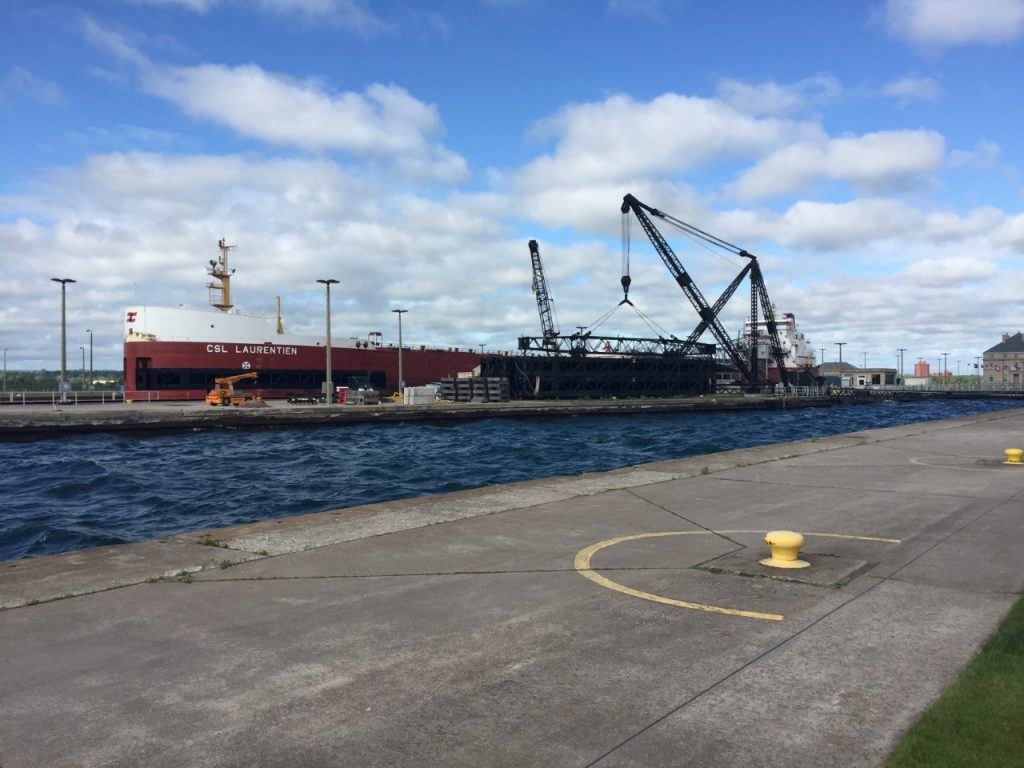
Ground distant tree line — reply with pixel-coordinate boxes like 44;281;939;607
1;370;124;392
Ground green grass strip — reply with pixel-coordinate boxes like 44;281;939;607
884;594;1024;768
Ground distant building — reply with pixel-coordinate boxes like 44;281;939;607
818;362;898;388
983;332;1024;385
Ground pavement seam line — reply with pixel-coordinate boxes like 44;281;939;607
583;576;887;767
622;488;748;549
882;495;1014;582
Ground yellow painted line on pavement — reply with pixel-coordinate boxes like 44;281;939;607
574;530;901;622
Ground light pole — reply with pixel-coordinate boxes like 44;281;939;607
51;278;76;397
86;329;93;391
975;355;981;381
897;348;907;382
819;347;825;367
392;309;407;394
862;352;867;369
834;342;846;387
80;346;85;389
942;352;949;386
316;279;339;400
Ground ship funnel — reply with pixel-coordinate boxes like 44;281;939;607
276;296;284;334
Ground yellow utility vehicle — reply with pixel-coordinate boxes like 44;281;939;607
205;372;261;406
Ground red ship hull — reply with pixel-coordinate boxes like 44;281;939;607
123;340;486;401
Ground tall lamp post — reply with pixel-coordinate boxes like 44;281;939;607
80;346;85;389
897;348;907;383
942;352;949;387
392;309;407;394
51;278;76;397
86;329;93;391
834;342;846;387
316;279;339;400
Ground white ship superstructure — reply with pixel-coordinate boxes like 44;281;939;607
744;311;816;370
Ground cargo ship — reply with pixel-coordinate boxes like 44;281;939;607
123;241;487;400
742;310;819;384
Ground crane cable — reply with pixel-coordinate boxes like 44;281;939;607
586;297;676;340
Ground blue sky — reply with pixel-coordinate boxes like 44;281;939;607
1;0;1022;375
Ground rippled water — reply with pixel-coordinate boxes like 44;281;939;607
1;399;1018;562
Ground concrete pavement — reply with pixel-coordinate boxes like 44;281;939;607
2;408;1023;767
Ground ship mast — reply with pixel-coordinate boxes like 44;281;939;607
207;239;236;312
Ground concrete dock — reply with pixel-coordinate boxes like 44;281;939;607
2;390;1019;439
2;408;1023;767
0;395;833;439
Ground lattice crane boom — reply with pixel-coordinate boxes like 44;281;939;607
528;239;559;349
621;194;753;383
620;193;791;388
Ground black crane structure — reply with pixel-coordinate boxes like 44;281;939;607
528;239;559;351
518;240;710;358
620;193;791;389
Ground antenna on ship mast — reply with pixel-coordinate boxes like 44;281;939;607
208;238;236;312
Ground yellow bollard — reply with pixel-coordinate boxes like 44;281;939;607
1004;448;1023;465
759;530;811;569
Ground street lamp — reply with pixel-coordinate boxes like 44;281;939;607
392;309;407;394
942;352;949;386
316;279;339;400
80;346;85;389
834;342;846;387
897;348;907;382
51;278;76;397
86;329;93;391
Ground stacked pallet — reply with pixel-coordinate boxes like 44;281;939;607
346;389;380;405
438;377;510;403
403;385;439;405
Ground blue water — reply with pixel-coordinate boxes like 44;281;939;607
1;399;1019;562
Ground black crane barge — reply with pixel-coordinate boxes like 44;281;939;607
485;196;798;399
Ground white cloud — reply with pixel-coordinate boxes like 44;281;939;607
515;93;773;241
729;130;946;200
881;75;942;101
253;0;393;35
607;0;666;18
716;76;842;116
992;212;1024;252
517;92;815;204
126;0;392;34
84;21;467;182
774;198;922;251
882;0;1024;47
902;256;999;287
0;66;64;104
127;0;218;11
948;140;1001;168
